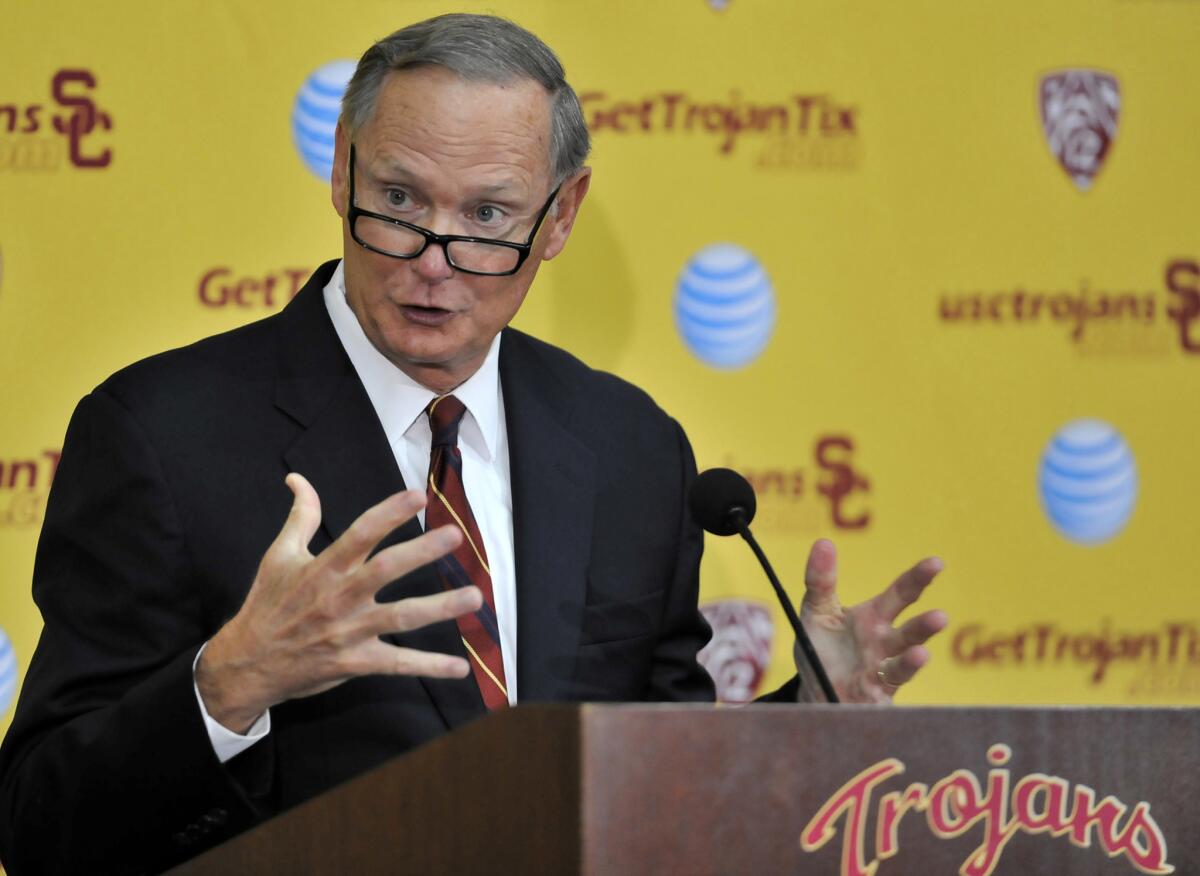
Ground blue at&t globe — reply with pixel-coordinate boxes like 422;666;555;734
1038;419;1138;545
0;628;16;717
291;60;357;181
674;243;776;369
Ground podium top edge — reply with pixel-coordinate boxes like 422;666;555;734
551;703;1200;714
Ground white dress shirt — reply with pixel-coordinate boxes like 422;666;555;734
196;260;518;762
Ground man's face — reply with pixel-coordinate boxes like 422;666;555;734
331;65;589;392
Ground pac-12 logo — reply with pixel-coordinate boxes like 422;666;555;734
1038;419;1137;545
675;243;775;369
291;60;355;181
697;599;774;702
1039;69;1120;191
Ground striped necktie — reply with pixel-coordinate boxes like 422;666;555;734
425;395;509;710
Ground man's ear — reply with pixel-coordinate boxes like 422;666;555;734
330;121;349;218
541;167;592;261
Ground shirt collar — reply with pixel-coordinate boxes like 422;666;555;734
321;260;502;462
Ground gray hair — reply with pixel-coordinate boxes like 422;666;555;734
341;13;590;184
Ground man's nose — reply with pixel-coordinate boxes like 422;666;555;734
412;238;455;282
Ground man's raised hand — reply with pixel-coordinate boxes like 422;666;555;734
196;473;481;733
795;539;948;703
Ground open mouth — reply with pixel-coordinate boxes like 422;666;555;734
400;304;456;326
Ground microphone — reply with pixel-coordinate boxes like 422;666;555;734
689;468;840;704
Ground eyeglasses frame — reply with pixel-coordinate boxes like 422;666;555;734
346;142;561;277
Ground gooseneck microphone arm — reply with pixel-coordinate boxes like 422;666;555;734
689;468;840;704
727;508;840;704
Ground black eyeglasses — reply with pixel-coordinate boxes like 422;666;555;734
347;143;560;277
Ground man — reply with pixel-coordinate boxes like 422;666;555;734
0;14;946;875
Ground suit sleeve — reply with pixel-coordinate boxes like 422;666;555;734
0;389;263;875
642;418;718;702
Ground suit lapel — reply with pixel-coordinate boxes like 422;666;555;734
500;331;596;702
274;264;485;730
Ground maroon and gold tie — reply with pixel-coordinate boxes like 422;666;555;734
425;395;509;710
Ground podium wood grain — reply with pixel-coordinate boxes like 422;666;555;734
170;705;1200;875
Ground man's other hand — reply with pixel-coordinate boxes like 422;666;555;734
196;473;479;733
795;539;947;704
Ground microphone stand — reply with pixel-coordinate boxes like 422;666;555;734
730;509;840;704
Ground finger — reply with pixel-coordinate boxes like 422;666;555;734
872;557;944;623
350;525;463;600
280;473;322;555
323;489;427;572
880;646;930;688
880;609;949;657
354;638;472;679
802;539;841;613
362;585;483;638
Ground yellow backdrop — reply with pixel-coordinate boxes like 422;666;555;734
2;0;1198;745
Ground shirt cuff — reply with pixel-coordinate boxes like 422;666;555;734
192;643;271;764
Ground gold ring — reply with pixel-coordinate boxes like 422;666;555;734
877;660;901;690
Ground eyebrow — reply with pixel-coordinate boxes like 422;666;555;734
475;181;523;198
368;158;528;203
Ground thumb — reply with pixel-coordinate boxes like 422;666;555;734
280;472;322;554
803;538;841;613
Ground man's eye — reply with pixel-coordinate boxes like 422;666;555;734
386;190;409;208
474;205;506;224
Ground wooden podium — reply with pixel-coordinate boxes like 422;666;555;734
171;705;1199;875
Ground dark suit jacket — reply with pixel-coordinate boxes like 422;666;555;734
0;261;726;875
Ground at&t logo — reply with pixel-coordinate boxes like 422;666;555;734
0;628;16;718
291;60;356;181
674;243;775;369
1038;419;1137;545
